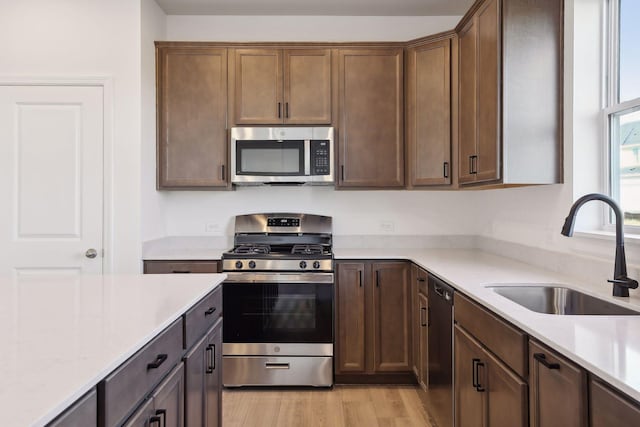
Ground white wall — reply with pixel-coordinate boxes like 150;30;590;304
473;0;640;272
141;0;168;242
166;15;461;42
0;0;142;273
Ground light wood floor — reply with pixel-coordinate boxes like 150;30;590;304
223;385;434;427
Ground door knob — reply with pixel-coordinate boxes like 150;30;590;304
85;248;98;259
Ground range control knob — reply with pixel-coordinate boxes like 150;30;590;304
299;261;307;269
248;261;256;269
235;261;243;269
313;261;321;269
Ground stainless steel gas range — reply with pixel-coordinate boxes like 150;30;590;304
221;213;334;387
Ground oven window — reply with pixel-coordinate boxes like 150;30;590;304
236;140;305;175
223;282;333;343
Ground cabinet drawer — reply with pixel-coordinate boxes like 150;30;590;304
143;260;219;274
184;286;222;350
100;318;183;427
48;388;97;427
455;292;527;377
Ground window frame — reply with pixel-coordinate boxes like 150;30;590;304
603;0;640;233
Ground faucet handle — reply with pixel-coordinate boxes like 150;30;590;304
607;278;639;289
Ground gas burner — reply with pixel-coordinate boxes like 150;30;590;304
291;244;324;255
234;244;270;255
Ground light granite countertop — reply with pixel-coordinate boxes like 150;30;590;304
0;273;226;427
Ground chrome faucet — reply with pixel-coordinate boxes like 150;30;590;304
561;193;638;297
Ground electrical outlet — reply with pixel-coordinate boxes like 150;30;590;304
205;222;222;235
379;221;395;233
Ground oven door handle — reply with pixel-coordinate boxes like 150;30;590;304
224;272;334;283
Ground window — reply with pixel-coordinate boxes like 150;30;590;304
606;0;640;227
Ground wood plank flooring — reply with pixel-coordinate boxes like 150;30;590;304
223;385;434;427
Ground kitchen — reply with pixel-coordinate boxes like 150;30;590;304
1;0;640;425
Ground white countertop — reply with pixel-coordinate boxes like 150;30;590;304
0;273;225;427
336;248;640;402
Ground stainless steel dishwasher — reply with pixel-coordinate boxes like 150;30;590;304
424;274;455;427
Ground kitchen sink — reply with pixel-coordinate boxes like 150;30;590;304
487;285;640;315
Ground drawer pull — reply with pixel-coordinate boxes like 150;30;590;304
534;353;560;370
265;362;290;370
149;415;162;427
472;358;486;392
172;270;191;274
204;307;217;316
420;307;427;327
206;344;216;374
147;353;168;370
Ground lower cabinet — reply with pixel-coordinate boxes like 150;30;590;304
417;292;428;390
590;377;640;426
454;325;527;427
529;340;588;427
143;260;220;274
47;389;97;427
124;363;185;427
335;260;411;379
184;319;223;427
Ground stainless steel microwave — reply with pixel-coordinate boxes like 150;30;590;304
230;127;334;185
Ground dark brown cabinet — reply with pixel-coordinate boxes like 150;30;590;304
529;340;588;427
456;0;563;186
231;48;332;125
457;0;500;185
124;363;185;427
47;389;97;427
143;260;220;274
156;46;229;189
335;261;411;379
454;292;528;427
410;264;428;389
590;377;640;427
184;319;222;427
337;48;404;188
406;37;453;187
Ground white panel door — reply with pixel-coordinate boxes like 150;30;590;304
0;85;103;275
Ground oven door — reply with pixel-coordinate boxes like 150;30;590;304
223;273;333;355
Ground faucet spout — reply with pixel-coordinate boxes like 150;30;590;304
561;193;638;297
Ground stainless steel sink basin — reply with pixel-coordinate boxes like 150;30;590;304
487;285;640;315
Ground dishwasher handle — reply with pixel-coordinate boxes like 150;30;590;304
429;274;455;305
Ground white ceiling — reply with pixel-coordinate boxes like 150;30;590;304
155;0;475;16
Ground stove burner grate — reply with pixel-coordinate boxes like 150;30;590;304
234;244;271;255
291;244;324;255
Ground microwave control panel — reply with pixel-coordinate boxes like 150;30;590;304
310;140;331;175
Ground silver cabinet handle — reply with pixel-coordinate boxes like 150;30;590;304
85;248;98;259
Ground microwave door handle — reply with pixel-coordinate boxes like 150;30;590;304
304;139;311;176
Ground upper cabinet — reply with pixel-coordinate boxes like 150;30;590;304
230;48;332;125
337;48;404;188
406;37;453;188
457;0;563;186
156;46;229;189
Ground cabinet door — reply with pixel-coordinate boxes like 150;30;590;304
410;265;420;377
418;292;429;390
454;325;486;427
335;262;366;373
152;363;185;427
337;48;404;188
529;340;587;427
406;38;452;187
372;262;411;372
184;334;207;427
204;320;222;427
485;348;528;427
157;48;228;189
475;0;501;182
233;49;283;124
458;18;478;184
123;398;155;427
590;377;640;427
283;49;332;124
